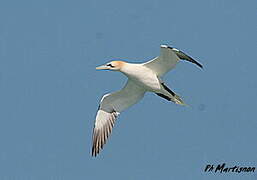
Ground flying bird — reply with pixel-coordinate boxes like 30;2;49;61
92;45;203;156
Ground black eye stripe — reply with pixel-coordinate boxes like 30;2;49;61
107;64;114;67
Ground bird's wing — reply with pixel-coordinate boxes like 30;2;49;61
92;80;145;156
143;45;202;76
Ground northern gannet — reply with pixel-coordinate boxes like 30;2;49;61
92;45;203;156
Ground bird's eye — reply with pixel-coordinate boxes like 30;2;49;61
107;64;114;67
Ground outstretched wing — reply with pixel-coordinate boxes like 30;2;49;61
92;80;145;156
143;45;202;76
171;47;203;69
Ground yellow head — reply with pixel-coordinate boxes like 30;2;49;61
96;61;126;71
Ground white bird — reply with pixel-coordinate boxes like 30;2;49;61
92;45;203;156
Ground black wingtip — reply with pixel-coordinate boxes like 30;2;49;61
92;147;97;157
175;50;203;69
161;44;204;69
92;147;96;157
161;83;175;96
187;58;203;69
194;60;203;69
161;44;174;50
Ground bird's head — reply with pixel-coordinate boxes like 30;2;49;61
96;61;125;71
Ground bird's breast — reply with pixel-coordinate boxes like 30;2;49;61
123;65;161;91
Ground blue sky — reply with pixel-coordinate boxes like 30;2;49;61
0;0;256;179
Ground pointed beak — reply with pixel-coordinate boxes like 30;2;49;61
96;65;109;70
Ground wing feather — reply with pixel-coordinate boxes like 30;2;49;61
143;45;180;76
92;80;145;156
143;45;202;76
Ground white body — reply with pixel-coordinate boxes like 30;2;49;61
92;45;202;156
121;63;161;92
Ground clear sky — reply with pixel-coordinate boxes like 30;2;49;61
0;0;256;179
